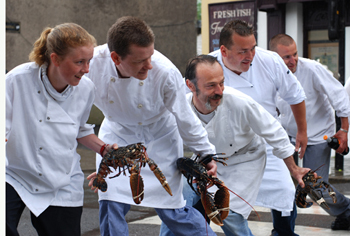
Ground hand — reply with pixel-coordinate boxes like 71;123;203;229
87;172;99;193
108;143;119;151
333;129;348;154
290;166;314;188
102;143;119;156
295;131;308;159
205;160;217;177
283;155;316;188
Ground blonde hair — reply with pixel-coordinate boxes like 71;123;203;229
29;23;96;66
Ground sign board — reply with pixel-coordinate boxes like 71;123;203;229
202;0;256;53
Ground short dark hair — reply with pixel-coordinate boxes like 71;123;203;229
219;20;254;49
107;16;155;59
269;34;295;52
185;54;219;92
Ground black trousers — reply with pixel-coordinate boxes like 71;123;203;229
6;183;83;236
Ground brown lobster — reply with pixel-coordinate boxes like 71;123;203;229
295;166;337;210
177;154;230;226
93;143;172;204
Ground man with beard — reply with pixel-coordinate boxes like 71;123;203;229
160;54;313;236
271;34;350;231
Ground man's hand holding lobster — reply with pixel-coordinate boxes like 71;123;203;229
201;159;218;178
283;155;317;188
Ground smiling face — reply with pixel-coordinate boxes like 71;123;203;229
220;33;256;75
275;41;298;73
187;62;224;114
112;43;154;80
49;44;94;92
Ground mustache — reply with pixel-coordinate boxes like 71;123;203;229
209;94;223;100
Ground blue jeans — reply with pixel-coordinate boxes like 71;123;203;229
160;178;254;236
99;200;216;236
221;210;254;236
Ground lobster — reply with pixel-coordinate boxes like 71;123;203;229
177;154;230;226
93;143;172;204
295;166;337;210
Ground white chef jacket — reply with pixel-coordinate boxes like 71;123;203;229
210;47;306;213
6;62;95;216
187;86;295;218
86;44;215;209
345;79;350;139
277;57;350;145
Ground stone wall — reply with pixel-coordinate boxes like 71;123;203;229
6;0;197;124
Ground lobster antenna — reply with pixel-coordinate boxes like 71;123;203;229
226;187;261;221
313;163;326;173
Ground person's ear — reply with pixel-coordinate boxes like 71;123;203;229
220;45;228;57
50;53;60;67
186;79;196;93
110;51;122;65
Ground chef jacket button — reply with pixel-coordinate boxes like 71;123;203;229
110;77;116;82
39;120;42;122
230;144;232;147
109;100;114;104
39;173;42;176
35;189;39;192
138;122;142;125
137;104;143;108
39;147;43;150
139;81;144;86
47;117;50;120
38;91;41;94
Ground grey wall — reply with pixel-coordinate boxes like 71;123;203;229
6;0;197;124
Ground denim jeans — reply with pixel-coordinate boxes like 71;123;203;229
160;178;255;236
221;210;254;236
99;199;216;236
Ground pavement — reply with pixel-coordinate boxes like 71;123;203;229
16;144;350;236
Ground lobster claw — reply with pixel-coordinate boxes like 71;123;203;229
295;170;337;211
213;178;230;220
93;160;112;192
200;178;230;226
295;185;313;208
147;158;173;196
201;190;224;226
93;176;108;192
322;181;337;204
308;180;337;211
130;163;144;204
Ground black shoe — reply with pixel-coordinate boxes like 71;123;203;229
331;215;350;230
270;229;278;236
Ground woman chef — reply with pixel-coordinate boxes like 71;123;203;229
6;23;117;236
